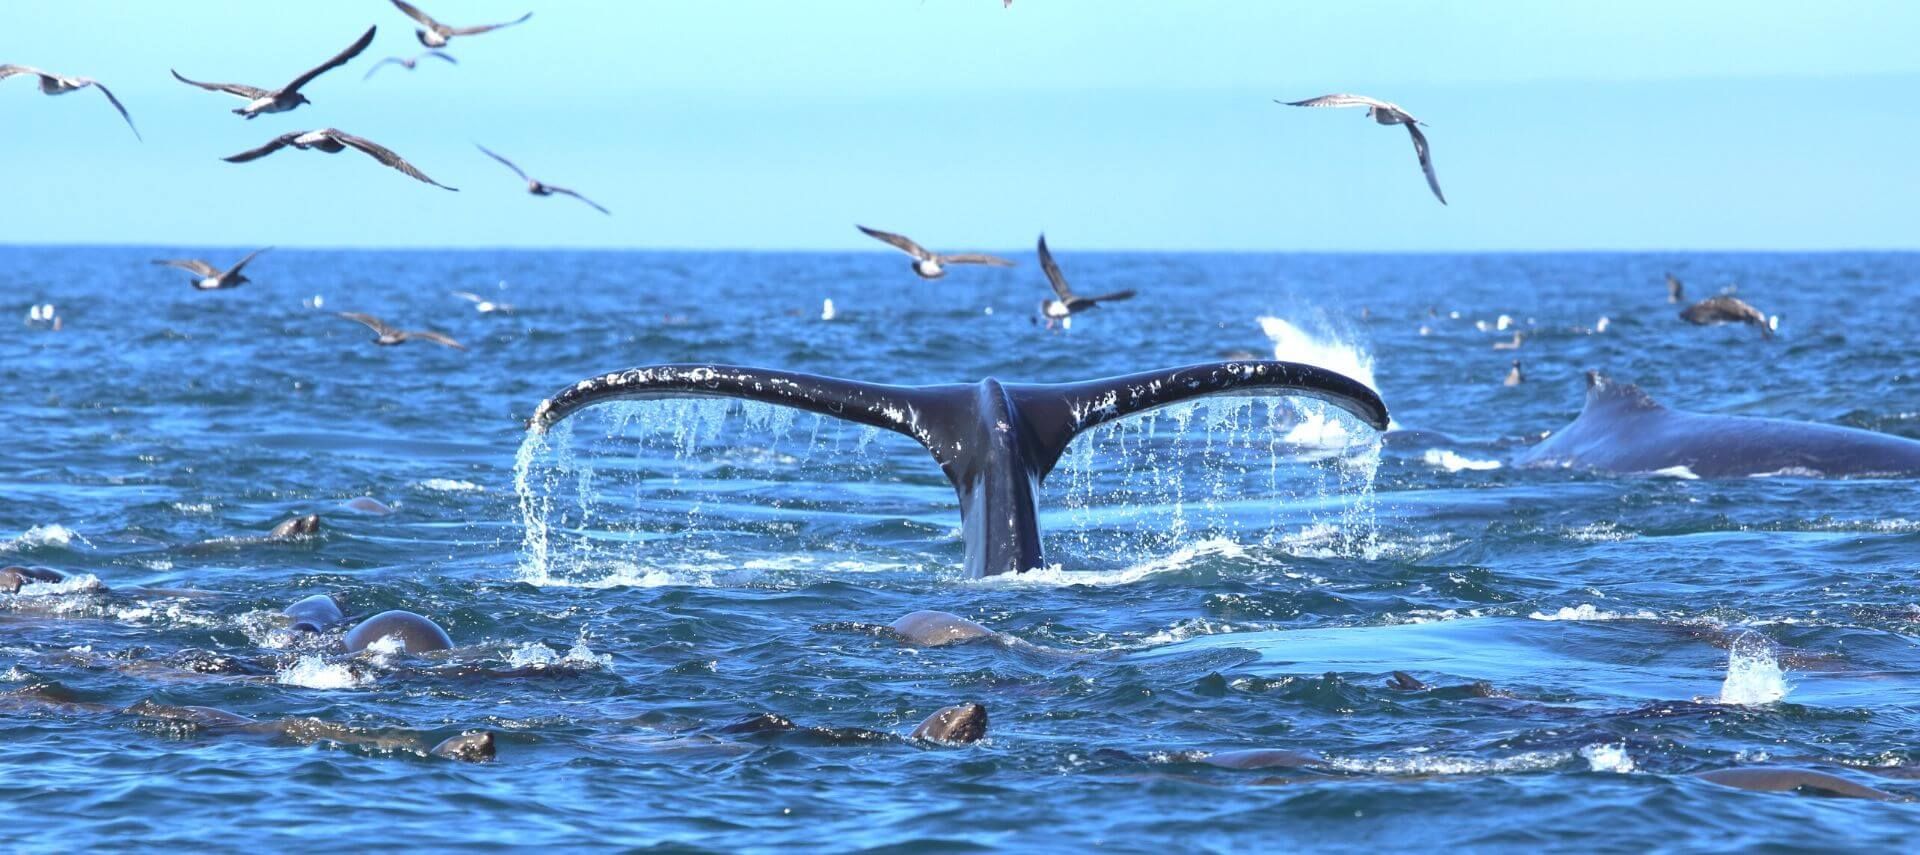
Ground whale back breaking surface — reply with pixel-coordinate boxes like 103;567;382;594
1519;372;1920;478
528;362;1388;577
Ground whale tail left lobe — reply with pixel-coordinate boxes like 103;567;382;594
529;362;1387;577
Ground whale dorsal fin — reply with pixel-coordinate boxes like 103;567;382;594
1583;371;1664;415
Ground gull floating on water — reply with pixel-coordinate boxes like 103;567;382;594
336;312;466;350
389;0;531;48
476;145;609;214
0;65;139;139
856;226;1014;280
172;26;375;119
364;51;456;80
1036;234;1134;325
151;248;271;291
224;129;457;191
1280;93;1445;205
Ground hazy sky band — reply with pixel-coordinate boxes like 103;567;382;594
5;1;1916;249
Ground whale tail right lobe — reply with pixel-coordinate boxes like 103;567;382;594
530;361;1387;577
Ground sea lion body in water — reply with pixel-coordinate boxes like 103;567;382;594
429;731;496;762
282;594;345;634
1694;767;1902;801
1;566;68;593
889;610;995;647
344;610;453;653
269;514;321;539
126;699;494;762
1517;372;1920;478
716;703;989;746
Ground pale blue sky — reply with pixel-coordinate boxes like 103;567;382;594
5;1;1918;250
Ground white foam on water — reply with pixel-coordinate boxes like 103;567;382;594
2;524;89;551
506;636;614;670
1528;603;1658;622
418;478;484;493
1718;632;1789;705
975;538;1250;589
1257;316;1377;395
1422;449;1502;472
1327;750;1569;776
171;502;213;515
276;655;370;690
1651;465;1700;480
1580;743;1636;773
10;573;107;598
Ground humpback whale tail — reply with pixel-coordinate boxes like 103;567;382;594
529;362;1388;577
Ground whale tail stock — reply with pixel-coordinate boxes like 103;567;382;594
528;362;1388;578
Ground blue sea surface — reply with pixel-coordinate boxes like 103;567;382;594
4;247;1920;850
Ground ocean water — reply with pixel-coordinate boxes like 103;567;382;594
4;247;1920;850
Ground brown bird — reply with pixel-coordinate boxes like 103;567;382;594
172;26;375;118
337;312;466;350
476;145;609;214
856;226;1014;279
388;0;531;48
1;65;139;139
224;129;457;190
151;248;270;291
1666;272;1685;304
1680;295;1773;339
1504;360;1524;386
364;51;456;80
1279;93;1444;204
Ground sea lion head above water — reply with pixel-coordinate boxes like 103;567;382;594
909;702;988;745
430;731;496;762
282;594;345;634
269;514;322;540
344;610;453;654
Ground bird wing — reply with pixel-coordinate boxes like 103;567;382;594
1082;289;1136;304
409;331;468;350
856;225;931;260
227;247;270;276
222;131;304;163
451;291;483;303
388;0;445;31
84;79;140;140
0;65;51;81
426;51;457;64
449;12;532;35
170;70;270;100
337;312;394;335
939;253;1015;268
152;259;219;277
1405;123;1446;205
335;131;458;190
1036;234;1074;300
363;58;403;80
547;186;611;215
475;144;530;181
283;25;377;93
1280;93;1394;111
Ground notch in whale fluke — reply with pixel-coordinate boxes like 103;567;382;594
527;362;1388;577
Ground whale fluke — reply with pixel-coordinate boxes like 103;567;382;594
529;361;1388;577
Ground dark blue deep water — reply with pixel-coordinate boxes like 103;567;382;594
4;248;1919;850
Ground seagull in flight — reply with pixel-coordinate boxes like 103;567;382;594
452;291;514;314
388;0;532;48
172;26;376;119
1279;93;1446;205
855;226;1014;280
476;145;609;214
151;248;271;291
224;129;457;191
1036;234;1134;325
0;65;139;139
337;312;466;350
365;51;456;80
